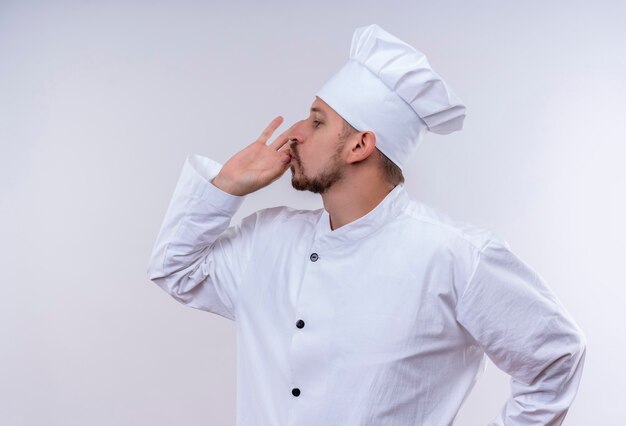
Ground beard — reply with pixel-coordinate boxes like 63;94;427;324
289;138;346;194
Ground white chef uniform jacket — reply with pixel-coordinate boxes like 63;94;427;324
146;154;587;426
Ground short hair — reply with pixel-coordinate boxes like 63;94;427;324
341;119;405;186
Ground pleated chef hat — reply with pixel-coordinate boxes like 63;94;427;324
315;24;467;172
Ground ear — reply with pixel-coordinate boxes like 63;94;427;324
347;131;377;164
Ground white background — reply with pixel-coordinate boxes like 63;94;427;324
1;0;624;424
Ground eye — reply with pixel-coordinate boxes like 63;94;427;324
313;120;322;128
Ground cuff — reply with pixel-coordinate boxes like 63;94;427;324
182;153;246;216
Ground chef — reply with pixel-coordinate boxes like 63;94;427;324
147;24;586;425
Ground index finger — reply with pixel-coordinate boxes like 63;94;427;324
257;116;284;144
268;122;297;152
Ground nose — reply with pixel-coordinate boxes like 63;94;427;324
286;119;307;145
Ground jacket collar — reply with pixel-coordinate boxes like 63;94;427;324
313;184;410;248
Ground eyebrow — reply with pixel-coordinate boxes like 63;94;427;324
310;107;326;117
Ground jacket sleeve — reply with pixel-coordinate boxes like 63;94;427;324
455;238;587;425
146;153;257;321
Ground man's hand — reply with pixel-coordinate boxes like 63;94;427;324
211;116;294;196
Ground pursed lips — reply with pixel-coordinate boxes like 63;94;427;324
288;145;299;164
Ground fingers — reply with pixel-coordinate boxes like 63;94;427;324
269;122;297;152
257;116;284;144
257;115;296;155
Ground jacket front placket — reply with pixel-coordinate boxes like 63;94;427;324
286;211;347;426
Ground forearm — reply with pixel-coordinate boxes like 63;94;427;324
488;333;587;425
146;154;246;311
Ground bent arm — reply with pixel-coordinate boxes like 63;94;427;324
455;239;587;425
146;154;255;320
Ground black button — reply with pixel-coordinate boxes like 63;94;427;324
292;388;301;397
310;253;319;262
296;319;305;329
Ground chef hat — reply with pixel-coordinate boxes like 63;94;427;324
315;24;466;172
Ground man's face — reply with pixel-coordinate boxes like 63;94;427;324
287;96;352;194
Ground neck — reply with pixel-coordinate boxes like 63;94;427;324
321;172;396;231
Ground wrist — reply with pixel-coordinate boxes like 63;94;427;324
211;174;243;196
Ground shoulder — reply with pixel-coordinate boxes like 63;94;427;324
394;196;514;298
397;196;509;257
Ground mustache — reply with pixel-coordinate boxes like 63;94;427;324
289;142;299;160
